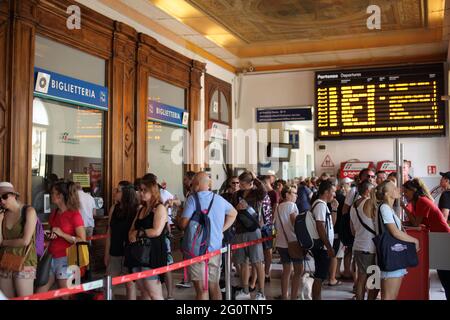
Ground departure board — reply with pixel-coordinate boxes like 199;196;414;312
315;64;445;139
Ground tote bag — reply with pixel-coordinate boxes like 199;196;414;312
373;205;418;272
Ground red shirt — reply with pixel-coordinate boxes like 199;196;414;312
412;196;450;233
48;209;84;258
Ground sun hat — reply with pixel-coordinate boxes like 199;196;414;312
0;182;20;197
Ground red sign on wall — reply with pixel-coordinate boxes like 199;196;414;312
427;165;437;175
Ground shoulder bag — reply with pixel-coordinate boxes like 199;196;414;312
372;205;418;272
0;210;33;272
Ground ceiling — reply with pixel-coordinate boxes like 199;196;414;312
96;0;448;73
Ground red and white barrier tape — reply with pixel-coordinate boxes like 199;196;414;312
231;236;273;250
13;236;274;300
112;247;227;286
12;279;104;301
87;234;108;241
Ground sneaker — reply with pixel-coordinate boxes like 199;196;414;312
235;289;251;300
176;281;192;288
255;292;266;300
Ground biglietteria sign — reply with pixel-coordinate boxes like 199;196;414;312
148;100;189;128
34;67;108;111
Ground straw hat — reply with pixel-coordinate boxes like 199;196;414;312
0;182;20;197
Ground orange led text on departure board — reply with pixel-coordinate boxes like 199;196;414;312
315;64;445;139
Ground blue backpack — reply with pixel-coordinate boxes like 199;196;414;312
181;193;215;259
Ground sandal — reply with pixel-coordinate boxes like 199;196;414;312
327;280;343;286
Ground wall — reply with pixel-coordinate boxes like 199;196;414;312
315;137;449;185
236;71;315;176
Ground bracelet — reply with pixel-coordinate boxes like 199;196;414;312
71;236;76;243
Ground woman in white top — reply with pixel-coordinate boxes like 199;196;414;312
350;181;377;300
274;185;304;300
367;180;419;300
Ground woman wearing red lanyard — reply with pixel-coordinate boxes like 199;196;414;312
402;178;450;300
37;180;86;295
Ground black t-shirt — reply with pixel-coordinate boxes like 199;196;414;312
439;190;450;211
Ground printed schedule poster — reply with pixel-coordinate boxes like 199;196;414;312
315;63;445;139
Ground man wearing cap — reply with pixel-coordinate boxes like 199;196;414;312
439;171;450;221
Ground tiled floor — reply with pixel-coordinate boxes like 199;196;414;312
110;260;447;300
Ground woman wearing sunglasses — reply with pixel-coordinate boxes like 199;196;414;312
0;182;38;298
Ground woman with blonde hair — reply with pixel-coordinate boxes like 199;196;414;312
349;181;377;300
367;180;419;300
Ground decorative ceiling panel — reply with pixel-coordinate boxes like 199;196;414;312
186;0;425;43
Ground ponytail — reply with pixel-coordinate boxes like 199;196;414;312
366;187;378;219
67;181;80;211
414;178;433;201
367;180;393;219
52;180;80;211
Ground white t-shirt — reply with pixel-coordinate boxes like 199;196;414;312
274;202;299;248
344;186;361;207
77;190;96;228
160;189;174;224
312;199;334;251
378;203;402;232
350;198;376;253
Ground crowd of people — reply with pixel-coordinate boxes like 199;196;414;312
0;166;449;301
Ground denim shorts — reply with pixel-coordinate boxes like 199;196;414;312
131;267;159;281
381;268;408;279
51;257;72;280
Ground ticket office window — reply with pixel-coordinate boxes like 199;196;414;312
147;77;186;201
32;36;106;220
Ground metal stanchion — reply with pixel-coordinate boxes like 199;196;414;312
225;243;232;300
103;275;113;300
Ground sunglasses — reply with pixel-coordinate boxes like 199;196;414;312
368;175;376;178
1;193;11;201
231;182;240;185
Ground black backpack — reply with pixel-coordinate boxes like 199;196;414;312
294;201;332;251
236;207;260;232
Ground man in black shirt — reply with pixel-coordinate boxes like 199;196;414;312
439;171;450;221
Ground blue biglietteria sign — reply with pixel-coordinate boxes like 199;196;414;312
148;100;189;128
256;107;312;122
33;67;108;111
